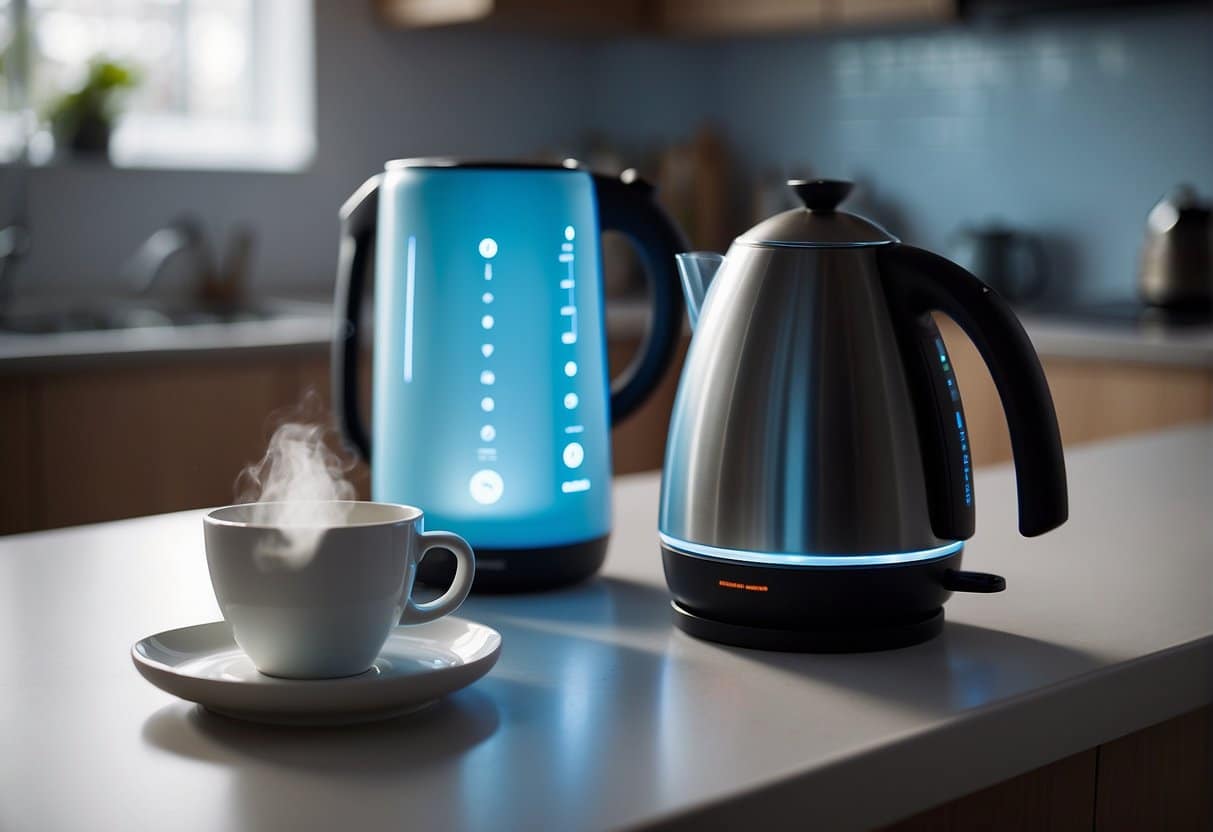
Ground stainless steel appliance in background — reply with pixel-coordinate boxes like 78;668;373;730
660;180;1069;652
950;224;1049;304
1138;185;1213;309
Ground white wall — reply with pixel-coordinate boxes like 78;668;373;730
7;2;1211;303
11;0;597;296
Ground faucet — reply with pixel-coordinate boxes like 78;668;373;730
0;0;31;315
123;217;253;306
0;222;30;310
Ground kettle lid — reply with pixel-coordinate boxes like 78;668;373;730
739;179;899;248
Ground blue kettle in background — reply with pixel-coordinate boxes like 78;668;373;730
334;159;688;591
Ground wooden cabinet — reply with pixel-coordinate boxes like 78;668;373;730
0;333;675;535
28;357;310;530
1094;707;1212;831
607;334;689;475
937;317;1213;467
657;0;953;34
834;0;953;27
657;0;830;34
883;749;1098;831
4;322;1210;535
375;0;647;32
376;0;956;34
883;706;1212;832
0;378;35;533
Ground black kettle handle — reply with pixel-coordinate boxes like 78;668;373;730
332;174;381;461
877;244;1068;538
592;172;689;425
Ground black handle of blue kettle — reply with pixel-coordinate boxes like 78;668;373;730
877;244;1068;538
332;174;381;460
591;171;690;425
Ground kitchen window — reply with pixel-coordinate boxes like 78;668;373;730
0;0;314;171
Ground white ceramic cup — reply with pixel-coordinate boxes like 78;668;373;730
203;501;475;679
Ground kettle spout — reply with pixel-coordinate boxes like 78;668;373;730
675;252;725;330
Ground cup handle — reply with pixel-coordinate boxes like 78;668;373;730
402;531;475;625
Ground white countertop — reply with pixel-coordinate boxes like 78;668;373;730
1;427;1212;831
1017;314;1213;368
0;304;334;374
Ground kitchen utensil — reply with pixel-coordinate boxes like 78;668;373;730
334;159;687;592
204;501;474;678
660;179;1068;652
1138;185;1213;308
132;618;501;726
950;223;1048;303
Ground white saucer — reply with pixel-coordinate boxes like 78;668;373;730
132;617;501;726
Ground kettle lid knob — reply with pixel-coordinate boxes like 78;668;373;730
789;179;853;213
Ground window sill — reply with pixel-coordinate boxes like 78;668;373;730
0;115;316;174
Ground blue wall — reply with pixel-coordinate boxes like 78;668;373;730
12;3;1212;303
599;5;1213;302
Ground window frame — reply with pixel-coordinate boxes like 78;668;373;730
0;0;316;173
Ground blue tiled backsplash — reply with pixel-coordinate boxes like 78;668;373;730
600;5;1212;302
14;4;1210;302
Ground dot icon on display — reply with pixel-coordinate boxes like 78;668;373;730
563;392;578;409
482;292;494;304
564;226;575;241
562;442;585;469
481;315;494;330
481;397;495;412
481;344;494;358
480;425;496;442
478;238;498;259
469;469;504;505
480;370;495;385
564;361;577;377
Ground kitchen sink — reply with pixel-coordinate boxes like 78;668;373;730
0;299;329;335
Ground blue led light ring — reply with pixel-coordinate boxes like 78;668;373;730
659;533;963;568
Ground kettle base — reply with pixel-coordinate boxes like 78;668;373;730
417;535;609;594
671;600;945;653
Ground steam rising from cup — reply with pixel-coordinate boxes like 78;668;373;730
236;420;358;571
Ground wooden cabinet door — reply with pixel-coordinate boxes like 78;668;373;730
607;335;688;475
833;0;953;26
36;367;170;528
936;317;1213;466
152;361;298;511
377;0;646;31
1095;708;1212;831
658;0;828;34
35;358;303;528
1045;358;1213;446
0;379;36;534
881;749;1097;832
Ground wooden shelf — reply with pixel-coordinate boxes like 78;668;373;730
375;0;648;33
375;0;957;35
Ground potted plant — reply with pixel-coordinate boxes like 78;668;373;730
47;59;138;157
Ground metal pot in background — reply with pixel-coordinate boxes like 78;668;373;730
1138;185;1213;309
949;224;1048;304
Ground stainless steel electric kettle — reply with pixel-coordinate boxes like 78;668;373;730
660;180;1068;651
1138;185;1213;309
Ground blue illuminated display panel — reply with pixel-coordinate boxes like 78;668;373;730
935;336;972;507
371;168;612;548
